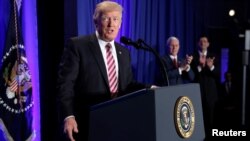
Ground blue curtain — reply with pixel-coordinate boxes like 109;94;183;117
0;0;11;64
73;0;202;84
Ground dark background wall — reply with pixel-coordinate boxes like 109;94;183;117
37;0;63;140
37;0;250;140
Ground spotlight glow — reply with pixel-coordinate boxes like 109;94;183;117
229;9;235;17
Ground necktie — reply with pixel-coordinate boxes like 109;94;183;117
201;54;206;67
173;58;178;68
201;54;206;59
106;43;118;98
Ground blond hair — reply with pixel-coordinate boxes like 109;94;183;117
93;1;123;24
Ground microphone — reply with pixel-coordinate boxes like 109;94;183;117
120;36;169;86
120;36;141;49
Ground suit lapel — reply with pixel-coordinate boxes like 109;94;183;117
89;34;109;86
166;55;175;68
167;55;174;66
193;51;200;66
115;43;123;89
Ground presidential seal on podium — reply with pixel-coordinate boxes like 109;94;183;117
174;96;195;138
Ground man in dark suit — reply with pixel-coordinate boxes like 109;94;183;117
191;36;219;139
220;71;233;100
57;1;152;140
161;36;194;85
217;70;239;127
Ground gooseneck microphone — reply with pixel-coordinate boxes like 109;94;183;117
120;36;169;86
120;36;141;49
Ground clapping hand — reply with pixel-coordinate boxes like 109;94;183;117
185;54;193;65
180;55;193;71
206;57;215;69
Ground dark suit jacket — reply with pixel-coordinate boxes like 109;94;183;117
191;51;219;117
161;55;194;86
219;81;236;106
56;34;148;139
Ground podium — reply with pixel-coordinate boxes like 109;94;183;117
88;83;205;141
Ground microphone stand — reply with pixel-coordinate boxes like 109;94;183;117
137;39;169;86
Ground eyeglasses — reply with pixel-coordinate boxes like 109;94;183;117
101;16;121;23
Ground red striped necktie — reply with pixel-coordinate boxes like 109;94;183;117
106;43;118;98
173;58;178;68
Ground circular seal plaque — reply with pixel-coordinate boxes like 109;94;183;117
174;96;195;138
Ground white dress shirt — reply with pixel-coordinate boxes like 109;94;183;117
97;35;119;78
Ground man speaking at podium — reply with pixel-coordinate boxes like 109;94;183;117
57;1;152;141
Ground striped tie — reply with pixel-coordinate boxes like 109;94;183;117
106;43;118;98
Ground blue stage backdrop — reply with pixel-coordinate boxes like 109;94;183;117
64;0;231;84
74;0;202;84
0;0;40;141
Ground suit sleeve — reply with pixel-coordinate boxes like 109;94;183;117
127;54;151;92
118;46;151;95
56;38;80;122
186;67;195;81
161;56;180;79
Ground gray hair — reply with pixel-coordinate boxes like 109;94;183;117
93;1;123;24
166;36;179;47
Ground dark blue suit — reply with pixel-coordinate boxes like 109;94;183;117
190;51;220;137
161;55;194;86
57;34;149;140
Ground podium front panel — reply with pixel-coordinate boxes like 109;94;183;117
88;83;205;141
154;83;205;141
88;89;156;141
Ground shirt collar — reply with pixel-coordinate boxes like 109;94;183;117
199;50;207;56
96;31;115;48
169;55;177;60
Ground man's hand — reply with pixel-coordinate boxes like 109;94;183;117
64;117;78;141
185;54;193;65
206;57;215;69
179;55;192;72
150;85;159;89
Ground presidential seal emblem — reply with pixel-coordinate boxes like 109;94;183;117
174;96;195;138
